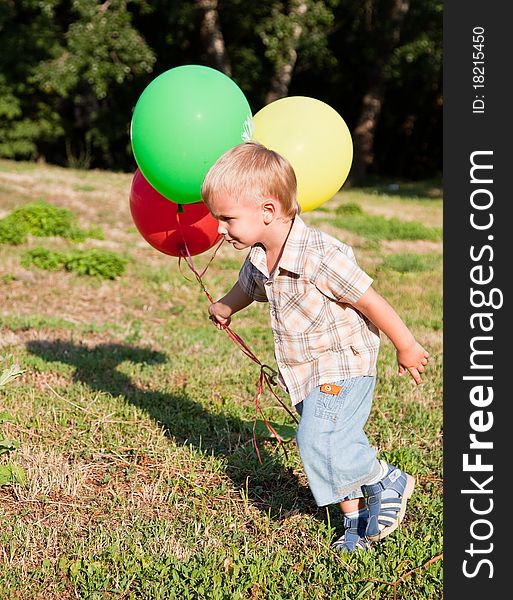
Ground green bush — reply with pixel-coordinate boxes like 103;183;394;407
8;200;81;238
21;246;127;279
0;217;27;244
21;247;65;271
0;200;104;243
335;202;364;215
64;249;127;279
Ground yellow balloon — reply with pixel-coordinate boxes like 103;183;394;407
252;96;353;212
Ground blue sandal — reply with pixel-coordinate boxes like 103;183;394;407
331;512;372;553
361;464;415;542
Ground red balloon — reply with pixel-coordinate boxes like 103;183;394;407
130;169;221;257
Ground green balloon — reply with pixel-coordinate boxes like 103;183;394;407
131;65;253;204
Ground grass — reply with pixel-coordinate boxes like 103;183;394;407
0;159;442;599
378;253;441;273
324;203;442;242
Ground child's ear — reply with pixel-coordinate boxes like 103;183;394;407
262;199;277;224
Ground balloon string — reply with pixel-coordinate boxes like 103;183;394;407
175;211;298;463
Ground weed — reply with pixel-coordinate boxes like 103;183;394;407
85;226;105;240
0;218;27;245
0;200;103;243
328;211;442;241
21;247;64;271
379;252;441;273
0;360;27;487
0;359;24;389
21;247;128;279
335;201;364;215
63;249;128;279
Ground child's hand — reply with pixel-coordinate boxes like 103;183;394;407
396;341;430;385
208;302;232;329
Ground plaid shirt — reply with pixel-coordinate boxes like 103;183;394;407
238;216;380;406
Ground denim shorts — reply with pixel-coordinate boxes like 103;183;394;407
295;376;382;507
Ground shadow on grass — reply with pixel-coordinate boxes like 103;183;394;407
25;339;318;521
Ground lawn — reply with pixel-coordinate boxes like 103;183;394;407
0;159;442;599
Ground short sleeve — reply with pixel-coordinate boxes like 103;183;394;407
312;245;373;304
238;256;269;302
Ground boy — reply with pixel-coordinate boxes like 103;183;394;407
201;142;429;552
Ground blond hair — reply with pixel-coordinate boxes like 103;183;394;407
201;142;300;218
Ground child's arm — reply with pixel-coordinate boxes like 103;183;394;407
209;282;254;329
352;286;429;385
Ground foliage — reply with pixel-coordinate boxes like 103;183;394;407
0;363;24;388
0;0;154;168
0;218;27;245
335;201;364;215
257;0;336;71
20;247;65;271
63;249;128;278
5;201;81;239
368;0;443;177
0;200;104;244
0;0;442;176
21;247;128;279
0;363;27;487
298;0;443;178
0;1;64;160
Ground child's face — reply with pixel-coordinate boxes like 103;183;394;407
208;192;265;250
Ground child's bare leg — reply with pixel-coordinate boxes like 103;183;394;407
339;497;365;514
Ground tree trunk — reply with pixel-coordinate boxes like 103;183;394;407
350;0;410;183
196;0;232;76
351;80;386;183
265;1;307;104
266;51;299;104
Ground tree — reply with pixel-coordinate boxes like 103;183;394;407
201;0;337;110
0;0;155;168
348;0;410;182
33;0;155;168
328;0;442;182
256;0;337;104
0;0;441;178
376;0;442;178
0;0;64;160
195;0;231;76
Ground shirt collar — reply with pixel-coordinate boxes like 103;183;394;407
276;216;309;275
248;216;309;277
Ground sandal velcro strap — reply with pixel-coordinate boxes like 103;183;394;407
362;464;415;542
332;514;372;553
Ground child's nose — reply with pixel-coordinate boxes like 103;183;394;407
217;222;226;235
